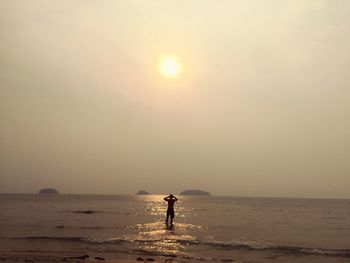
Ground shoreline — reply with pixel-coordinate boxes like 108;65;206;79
0;251;200;263
1;250;349;263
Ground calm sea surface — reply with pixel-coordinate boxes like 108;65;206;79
0;194;349;262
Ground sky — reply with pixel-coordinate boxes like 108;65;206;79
1;0;349;198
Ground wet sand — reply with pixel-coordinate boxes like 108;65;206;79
1;251;349;263
0;251;199;263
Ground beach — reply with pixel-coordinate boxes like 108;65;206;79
0;251;187;263
2;0;350;261
1;194;349;262
1;250;349;263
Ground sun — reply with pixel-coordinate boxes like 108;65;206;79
158;54;182;78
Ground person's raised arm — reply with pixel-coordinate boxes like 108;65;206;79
173;196;178;201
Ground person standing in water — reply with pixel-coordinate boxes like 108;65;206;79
164;194;178;226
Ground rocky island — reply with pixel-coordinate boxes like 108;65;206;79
136;190;150;195
180;189;211;196
38;188;59;194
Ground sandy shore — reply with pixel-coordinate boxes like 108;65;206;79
1;251;349;263
0;251;201;263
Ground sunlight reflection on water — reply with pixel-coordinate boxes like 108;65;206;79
146;202;166;216
120;221;202;256
124;222;201;255
138;195;194;219
121;195;204;256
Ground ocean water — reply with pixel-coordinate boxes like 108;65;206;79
0;194;349;262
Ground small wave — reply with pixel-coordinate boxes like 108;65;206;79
86;237;128;244
16;236;85;242
54;225;124;230
72;210;103;214
127;222;202;231
13;236;350;258
199;240;350;258
89;238;350;257
79;226;123;230
15;236;128;245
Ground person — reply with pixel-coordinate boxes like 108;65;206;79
164;194;178;226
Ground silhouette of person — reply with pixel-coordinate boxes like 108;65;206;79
164;194;178;226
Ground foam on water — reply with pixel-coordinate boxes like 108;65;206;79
10;235;350;258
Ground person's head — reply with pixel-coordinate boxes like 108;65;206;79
169;194;174;198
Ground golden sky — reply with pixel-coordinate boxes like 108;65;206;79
1;0;350;198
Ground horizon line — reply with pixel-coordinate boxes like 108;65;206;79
0;192;349;200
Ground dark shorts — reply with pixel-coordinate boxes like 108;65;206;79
167;208;175;218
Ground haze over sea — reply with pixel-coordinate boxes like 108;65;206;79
1;194;349;262
1;1;350;262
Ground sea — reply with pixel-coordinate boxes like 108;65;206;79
0;194;349;262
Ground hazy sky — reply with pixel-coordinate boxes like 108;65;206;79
1;0;349;198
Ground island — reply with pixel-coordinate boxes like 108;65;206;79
180;189;211;196
38;188;59;194
136;190;150;195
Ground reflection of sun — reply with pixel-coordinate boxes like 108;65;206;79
158;54;182;78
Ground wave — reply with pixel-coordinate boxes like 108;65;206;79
71;210;103;214
13;236;350;258
54;225;124;230
197;240;350;257
16;236;85;242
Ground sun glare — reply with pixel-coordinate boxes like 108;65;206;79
158;55;182;78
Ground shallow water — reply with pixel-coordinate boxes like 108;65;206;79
0;194;349;262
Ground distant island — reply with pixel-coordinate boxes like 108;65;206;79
136;190;150;195
38;188;59;194
180;189;211;196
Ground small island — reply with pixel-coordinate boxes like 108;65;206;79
38;188;59;194
136;190;150;195
180;189;211;196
